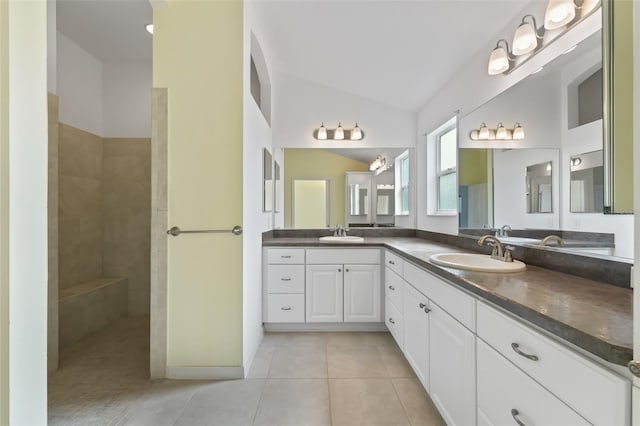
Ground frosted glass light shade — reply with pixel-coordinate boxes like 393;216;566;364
488;46;510;75
478;123;490;140
317;123;327;140
513;123;525;139
496;123;507;139
512;22;538;56
334;123;344;140
544;0;576;30
350;123;362;140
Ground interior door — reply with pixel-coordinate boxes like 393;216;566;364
293;179;329;228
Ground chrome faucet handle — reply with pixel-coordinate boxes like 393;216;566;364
504;246;515;262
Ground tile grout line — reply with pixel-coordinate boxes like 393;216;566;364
171;386;202;426
325;338;334;426
250;379;269;426
390;378;414;426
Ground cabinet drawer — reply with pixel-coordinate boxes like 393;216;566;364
385;296;403;349
267;248;305;264
267;294;305;322
385;267;404;312
267;265;304;293
477;339;589;426
306;248;380;265
404;262;475;331
385;250;403;276
477;302;630;426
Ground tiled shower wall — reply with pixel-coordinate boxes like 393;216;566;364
103;138;151;315
57;125;151;315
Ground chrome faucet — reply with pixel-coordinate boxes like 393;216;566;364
496;224;512;237
478;235;515;262
540;235;564;246
333;225;349;237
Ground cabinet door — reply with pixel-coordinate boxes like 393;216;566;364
429;303;476;426
306;265;343;322
402;283;430;391
343;264;381;322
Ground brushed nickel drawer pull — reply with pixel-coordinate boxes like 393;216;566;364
419;302;426;308
511;343;539;361
388;285;395;290
388;318;395;324
280;278;292;281
510;409;526;426
281;306;292;311
281;255;292;259
388;260;395;265
424;307;431;314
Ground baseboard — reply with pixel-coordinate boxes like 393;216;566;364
166;366;244;380
264;322;388;332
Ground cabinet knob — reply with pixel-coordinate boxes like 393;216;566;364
388;318;395;324
424;307;431;314
345;268;349;272
388;285;395;291
419;302;426;308
281;255;292;259
511;343;539;361
510;409;526;426
338;268;342;272
281;306;292;311
388;260;395;265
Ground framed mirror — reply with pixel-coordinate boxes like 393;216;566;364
526;162;553;214
570;150;604;213
263;148;273;212
274;161;281;213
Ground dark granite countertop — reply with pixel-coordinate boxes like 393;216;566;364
263;236;633;366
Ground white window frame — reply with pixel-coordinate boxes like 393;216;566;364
426;116;458;216
395;150;410;216
436;125;458;212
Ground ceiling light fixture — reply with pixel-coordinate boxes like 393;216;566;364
512;15;544;56
313;123;365;141
470;122;524;141
488;39;514;75
145;24;154;35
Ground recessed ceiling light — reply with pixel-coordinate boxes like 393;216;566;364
145;24;154;35
563;45;577;54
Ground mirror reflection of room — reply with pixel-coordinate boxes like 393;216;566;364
526;161;553;214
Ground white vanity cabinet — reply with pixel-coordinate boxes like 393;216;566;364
265;248;306;323
306;248;381;323
402;281;430;390
385;252;406;348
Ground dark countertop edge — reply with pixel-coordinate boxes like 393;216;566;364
382;245;632;366
262;237;632;366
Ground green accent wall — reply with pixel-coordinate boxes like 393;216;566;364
284;149;369;228
612;0;634;212
459;149;489;185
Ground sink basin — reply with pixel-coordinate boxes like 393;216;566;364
429;253;526;273
319;236;365;243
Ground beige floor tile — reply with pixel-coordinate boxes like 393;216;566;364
174;379;265;426
327;345;388;378
268;345;328;378
325;331;395;347
246;346;275;379
253;379;331;426
378;345;417;378
329;378;410;426
392;378;446;426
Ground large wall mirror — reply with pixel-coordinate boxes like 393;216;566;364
263;148;273;212
280;148;407;228
457;14;634;261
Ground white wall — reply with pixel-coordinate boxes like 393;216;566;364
243;3;273;373
47;0;56;94
103;63;152;138
272;72;416;150
415;5;601;234
57;32;103;136
8;0;48;423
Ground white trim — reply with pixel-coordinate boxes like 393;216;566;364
167;366;245;380
264;322;388;332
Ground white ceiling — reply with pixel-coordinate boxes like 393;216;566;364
56;0;530;110
322;147;407;165
252;0;529;111
57;0;152;64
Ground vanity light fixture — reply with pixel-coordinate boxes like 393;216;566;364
487;0;600;76
470;122;525;141
571;157;582;166
488;40;514;75
313;123;365;141
512;15;544;56
145;24;154;34
369;155;386;172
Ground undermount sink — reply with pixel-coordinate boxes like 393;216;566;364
319;236;365;243
429;253;526;273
